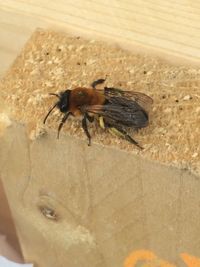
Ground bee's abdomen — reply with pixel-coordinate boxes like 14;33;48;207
113;109;148;128
128;110;149;128
102;97;149;129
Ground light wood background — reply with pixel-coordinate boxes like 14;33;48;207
0;2;200;265
0;179;22;260
0;0;200;77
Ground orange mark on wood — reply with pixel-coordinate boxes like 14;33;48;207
181;253;200;267
124;250;176;267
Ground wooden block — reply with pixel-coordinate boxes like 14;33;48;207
0;0;200;76
0;179;22;260
0;29;200;267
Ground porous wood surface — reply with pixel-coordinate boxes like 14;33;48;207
0;29;199;174
1;0;200;78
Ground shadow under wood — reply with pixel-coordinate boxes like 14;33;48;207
0;177;23;261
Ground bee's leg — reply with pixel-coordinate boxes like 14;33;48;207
82;114;92;146
91;78;106;89
108;126;143;149
86;113;94;123
57;112;71;139
99;116;105;129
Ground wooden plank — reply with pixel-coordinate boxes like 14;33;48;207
0;0;200;77
0;28;200;267
0;179;22;260
0;8;46;76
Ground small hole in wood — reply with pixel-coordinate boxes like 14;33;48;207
39;205;58;221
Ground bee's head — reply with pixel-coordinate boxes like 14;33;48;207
43;90;71;124
56;90;71;113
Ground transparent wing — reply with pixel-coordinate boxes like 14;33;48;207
96;87;153;112
83;101;149;129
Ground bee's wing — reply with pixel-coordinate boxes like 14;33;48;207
83;102;149;128
96;87;153;112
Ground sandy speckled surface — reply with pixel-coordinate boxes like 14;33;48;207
0;29;200;174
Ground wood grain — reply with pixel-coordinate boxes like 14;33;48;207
0;28;200;267
0;179;22;259
0;0;200;76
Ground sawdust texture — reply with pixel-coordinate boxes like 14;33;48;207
0;29;199;174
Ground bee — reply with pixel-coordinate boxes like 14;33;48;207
43;79;153;149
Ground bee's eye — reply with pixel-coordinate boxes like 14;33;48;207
60;104;68;112
58;90;70;113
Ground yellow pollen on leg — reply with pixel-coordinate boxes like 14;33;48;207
99;116;105;129
108;127;124;138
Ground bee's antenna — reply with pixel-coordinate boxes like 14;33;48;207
49;93;60;98
43;103;58;124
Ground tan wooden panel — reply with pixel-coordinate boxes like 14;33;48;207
0;28;200;267
0;0;200;77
